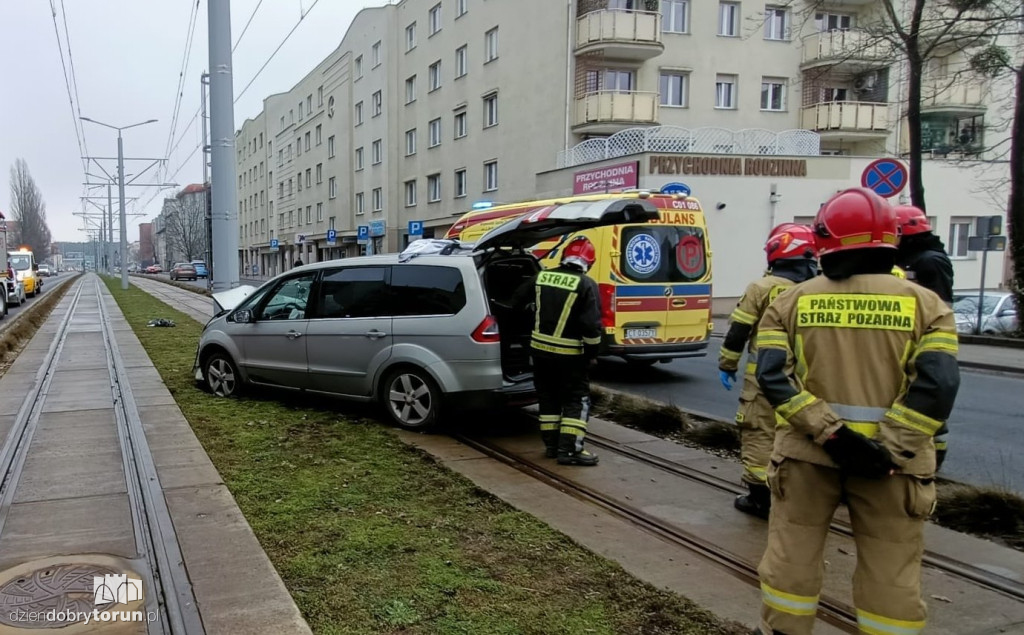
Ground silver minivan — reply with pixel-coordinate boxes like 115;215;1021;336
193;199;658;429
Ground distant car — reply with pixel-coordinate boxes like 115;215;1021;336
191;260;208;278
954;291;1018;335
37;264;52;277
146;265;163;274
170;262;198;281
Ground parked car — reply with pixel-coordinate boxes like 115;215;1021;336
145;265;163;274
191;260;208;278
953;291;1018;335
192;198;659;430
170;263;198;281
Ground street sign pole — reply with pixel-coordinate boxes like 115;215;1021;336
976;248;988;336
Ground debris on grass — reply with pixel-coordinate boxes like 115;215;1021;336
934;483;1024;550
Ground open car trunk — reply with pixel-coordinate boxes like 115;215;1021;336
481;255;538;381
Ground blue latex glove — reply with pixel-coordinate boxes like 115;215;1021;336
719;370;736;391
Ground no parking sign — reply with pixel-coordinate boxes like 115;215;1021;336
860;159;907;198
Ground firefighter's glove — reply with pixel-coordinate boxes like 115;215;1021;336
822;425;897;479
719;370;736;391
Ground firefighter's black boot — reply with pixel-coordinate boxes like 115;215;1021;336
734;482;771;519
557;432;599;466
542;430;559;458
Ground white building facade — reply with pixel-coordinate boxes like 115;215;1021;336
234;0;1013;292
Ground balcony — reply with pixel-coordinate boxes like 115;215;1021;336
801;101;892;138
575;9;664;61
801;29;890;69
920;78;987;115
573;91;659;135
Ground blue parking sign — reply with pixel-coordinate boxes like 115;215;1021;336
270;238;279;252
326;229;337;246
408;220;424;236
357;225;369;241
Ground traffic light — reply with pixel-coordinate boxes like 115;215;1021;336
975;215;1002;237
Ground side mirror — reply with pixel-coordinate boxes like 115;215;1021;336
998;309;1017;318
233;309;253;324
32;264;38;271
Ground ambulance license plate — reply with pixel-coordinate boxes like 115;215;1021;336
625;328;657;339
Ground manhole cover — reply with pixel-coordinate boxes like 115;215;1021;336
0;563;119;628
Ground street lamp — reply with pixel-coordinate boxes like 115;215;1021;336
80;117;157;289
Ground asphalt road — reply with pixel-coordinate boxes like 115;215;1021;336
2;272;73;324
594;338;1024;493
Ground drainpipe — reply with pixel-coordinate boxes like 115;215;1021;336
769;183;781;233
564;0;576;155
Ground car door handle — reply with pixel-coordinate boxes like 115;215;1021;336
286;330;303;339
365;330;387;339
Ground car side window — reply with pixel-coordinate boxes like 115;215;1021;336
315;267;389;318
390;265;466;316
257;274;316;321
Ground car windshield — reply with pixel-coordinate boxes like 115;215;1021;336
953;295;1001;316
10;255;31;271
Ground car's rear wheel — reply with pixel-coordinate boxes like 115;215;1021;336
382;367;440;431
205;352;241;397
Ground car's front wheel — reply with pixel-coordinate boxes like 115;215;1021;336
382;367;441;431
204;352;242;397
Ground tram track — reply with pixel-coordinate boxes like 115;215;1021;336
0;277;204;634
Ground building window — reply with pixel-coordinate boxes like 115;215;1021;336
355;101;363;125
329;177;337;199
484;160;498;191
372;41;381;66
483;93;498;127
406;22;417;51
948;218;972;259
815;12;853;31
306;95;312;113
662;0;689;33
660;72;688;107
427;174;441;202
429;3;442;35
719;2;739;36
454;110;467;138
406;129;417;156
298;101;303;120
429;118;442;147
317;202;323;222
372;91;382;117
316;163;323;184
297;175;302;192
760;77;787;111
372;188;383;212
406;76;417;104
764;5;789;41
316;124;322;145
304;131;311;152
356;192;365;215
328;135;336;158
484;27;499;62
296;141;302;158
454;168;467;197
318;86;323;106
405;180;417;207
715;74;737;109
588;69;635;93
306;168;312;188
455;45;468;78
429;61;442;91
372;139;382;164
355;55;363;78
456;0;467;17
355;147;364;170
306;205;312;224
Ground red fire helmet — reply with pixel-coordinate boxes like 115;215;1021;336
562;235;596;271
894;204;932;237
813;188;898;257
764;224;816;265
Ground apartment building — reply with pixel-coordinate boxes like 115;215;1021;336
235;0;1011;283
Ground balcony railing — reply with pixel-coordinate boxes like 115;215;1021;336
801;29;890;66
801;101;891;133
576;9;663;59
573;91;659;131
921;78;986;111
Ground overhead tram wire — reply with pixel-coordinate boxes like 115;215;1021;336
235;0;322;104
59;0;88;161
162;0;201;181
49;0;87;174
233;0;265;53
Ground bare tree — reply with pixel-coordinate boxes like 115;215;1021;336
164;191;207;263
8;159;52;259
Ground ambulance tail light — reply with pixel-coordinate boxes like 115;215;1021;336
471;315;501;343
599;283;616;329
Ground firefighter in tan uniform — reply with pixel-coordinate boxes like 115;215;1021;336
753;188;960;635
719;223;817;519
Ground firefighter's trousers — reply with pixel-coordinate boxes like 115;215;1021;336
533;354;591;444
758;459;935;635
735;390;775;486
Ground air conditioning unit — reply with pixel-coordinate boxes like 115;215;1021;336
853;72;878;92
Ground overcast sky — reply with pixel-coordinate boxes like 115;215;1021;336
0;0;386;243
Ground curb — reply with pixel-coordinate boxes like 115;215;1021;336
958;333;1024;349
958;360;1024;376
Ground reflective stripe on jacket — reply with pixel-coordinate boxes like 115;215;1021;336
530;265;602;357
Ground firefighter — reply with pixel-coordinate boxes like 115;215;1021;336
894;205;954;305
526;235;603;466
719;223;817;519
894;204;954;470
753;187;960;635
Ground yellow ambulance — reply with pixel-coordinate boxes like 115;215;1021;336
8;249;41;297
445;192;714;364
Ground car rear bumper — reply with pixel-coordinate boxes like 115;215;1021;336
601;337;709;361
449;380;537;410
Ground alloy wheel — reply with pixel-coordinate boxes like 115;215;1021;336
206;356;237;397
387;372;434;427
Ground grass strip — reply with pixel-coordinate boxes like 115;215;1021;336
104;278;746;635
130;274;213;296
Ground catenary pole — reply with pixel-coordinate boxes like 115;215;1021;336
118;133;129;289
107;183;114;275
208;0;239;291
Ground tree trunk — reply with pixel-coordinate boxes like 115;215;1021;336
906;50;927;211
1008;66;1024;334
